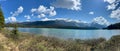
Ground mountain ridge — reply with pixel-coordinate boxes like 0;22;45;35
6;19;107;29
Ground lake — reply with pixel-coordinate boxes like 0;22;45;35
9;28;120;40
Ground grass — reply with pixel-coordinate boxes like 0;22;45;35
0;28;120;51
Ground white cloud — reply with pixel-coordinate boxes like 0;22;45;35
107;3;118;10
37;14;46;18
104;0;120;10
89;11;94;15
41;18;50;21
12;6;24;17
104;0;120;20
6;6;24;22
31;9;37;13
31;5;57;18
31;14;34;16
5;19;7;21
110;7;120;20
55;18;81;23
10;12;13;14
52;0;81;10
6;17;17;22
48;6;57;16
92;16;110;26
24;15;31;19
38;5;47;13
104;0;116;4
41;18;85;23
49;10;56;16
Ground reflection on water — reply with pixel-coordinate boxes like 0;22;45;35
8;28;120;40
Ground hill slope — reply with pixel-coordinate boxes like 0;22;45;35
107;22;120;29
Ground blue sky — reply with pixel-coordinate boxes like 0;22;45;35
0;0;120;25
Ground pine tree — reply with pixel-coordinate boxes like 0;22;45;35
0;5;5;29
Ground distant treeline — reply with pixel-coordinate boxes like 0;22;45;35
5;22;98;29
106;22;120;29
5;21;120;29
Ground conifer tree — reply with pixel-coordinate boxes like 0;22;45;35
0;5;5;29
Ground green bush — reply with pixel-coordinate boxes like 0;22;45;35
10;24;20;41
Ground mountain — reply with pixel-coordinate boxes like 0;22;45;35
107;22;120;29
6;19;107;29
91;22;107;28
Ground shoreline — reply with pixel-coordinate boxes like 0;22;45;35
0;29;120;51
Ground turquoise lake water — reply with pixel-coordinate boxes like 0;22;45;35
9;28;120;40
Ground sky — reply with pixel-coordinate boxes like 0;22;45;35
0;0;120;26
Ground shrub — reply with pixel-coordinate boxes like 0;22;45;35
10;23;19;41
